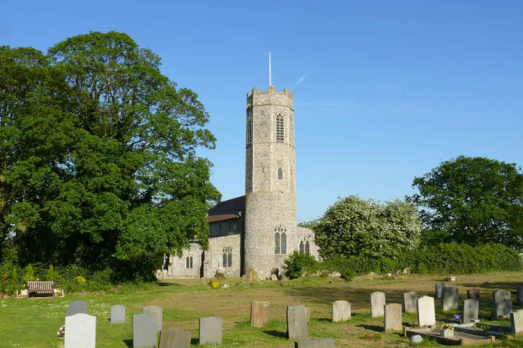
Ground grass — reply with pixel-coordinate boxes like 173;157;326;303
1;272;523;347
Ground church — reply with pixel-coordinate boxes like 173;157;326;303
162;85;319;280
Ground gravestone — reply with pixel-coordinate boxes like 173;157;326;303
462;299;479;324
403;292;417;314
492;290;512;319
435;283;446;299
370;292;386;317
143;305;163;332
331;300;351;322
417;296;436;327
65;313;96;348
517;285;523;305
287;305;309;340
160;328;191;348
199;316;223;345
384;303;403;331
133;314;157;348
510;310;523;334
294;338;335;348
251;301;270;327
66;300;88;317
442;287;459;311
467;289;480;301
111;305;126;324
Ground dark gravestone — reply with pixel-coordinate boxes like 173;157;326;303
133;314;157;348
403;291;417;314
442;287;458;311
294;338;335;348
517;285;523;305
435;283;446;299
462;299;479;324
467;289;480;301
287;305;309;340
160;328;191;348
199;316;222;345
66;300;88;317
492;290;512;319
111;305;126;324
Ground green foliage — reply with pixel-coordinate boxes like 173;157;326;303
283;251;319;279
315;196;421;260
0;32;220;280
411;156;523;249
23;264;35;283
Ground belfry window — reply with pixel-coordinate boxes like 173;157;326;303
278;167;283;180
274;225;287;254
186;256;193;269
299;240;304;254
247;112;253;145
276;114;284;142
305;241;310;254
223;247;232;268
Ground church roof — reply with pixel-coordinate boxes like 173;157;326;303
207;195;245;223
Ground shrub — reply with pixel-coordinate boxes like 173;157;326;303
283;251;319;279
23;264;36;283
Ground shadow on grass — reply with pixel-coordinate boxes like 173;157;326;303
157;282;184;287
263;330;287;339
191;338;199;345
356;324;383;333
123;339;132;348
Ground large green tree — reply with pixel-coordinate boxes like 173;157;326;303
411;156;523;248
0;32;220;279
314;196;421;260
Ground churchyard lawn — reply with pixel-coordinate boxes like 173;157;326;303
1;272;523;347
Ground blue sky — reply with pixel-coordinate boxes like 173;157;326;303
2;1;522;222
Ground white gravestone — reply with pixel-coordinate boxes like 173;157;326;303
331;300;351;322
417;296;436;327
65;313;96;348
371;292;386;317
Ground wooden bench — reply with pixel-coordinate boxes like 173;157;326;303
27;281;54;297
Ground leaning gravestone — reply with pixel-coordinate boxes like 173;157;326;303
251;301;270;327
462;299;479;324
467;289;480;301
199;316;223;345
160;328;191;348
331;300;351;322
492;290;512;319
511;310;523;334
287;305;309;340
66;300;88;317
65;313;96;348
517;285;523;306
435;283;446;299
403;292;417;314
133;314;157;348
442;287;459;311
143;305;163;332
111;304;126;324
417;296;436;327
370;292;386;317
384;303;403;331
294;337;335;348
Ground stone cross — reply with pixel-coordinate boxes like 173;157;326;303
492;290;512;319
111;304;126;324
462;299;479;324
143;305;163;332
251;301;270;327
370;292;386;317
133;314;157;348
331;300;351;322
403;292;417;314
442;287;459;311
287;305;309;340
160;328;191;348
417;296;436;327
65;313;96;348
384;303;403;331
199;316;223;345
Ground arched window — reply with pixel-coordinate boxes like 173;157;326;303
300;240;304;254
276;114;284;142
305;241;310;255
228;252;232;268
247;112;253;145
274;225;287;254
278;167;283;180
223;247;232;267
186;256;193;269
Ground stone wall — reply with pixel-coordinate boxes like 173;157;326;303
295;226;320;260
167;242;203;278
203;234;241;278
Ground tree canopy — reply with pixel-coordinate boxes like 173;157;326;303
0;32;220;280
314;196;421;260
411;156;523;248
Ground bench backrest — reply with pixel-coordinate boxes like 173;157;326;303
27;281;54;290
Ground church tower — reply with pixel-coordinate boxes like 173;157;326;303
244;86;296;279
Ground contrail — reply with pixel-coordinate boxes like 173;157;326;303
291;70;312;91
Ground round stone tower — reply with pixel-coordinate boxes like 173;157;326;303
244;86;296;279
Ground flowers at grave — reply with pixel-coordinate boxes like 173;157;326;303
454;314;462;322
362;333;382;341
57;325;65;337
441;323;454;330
210;281;220;289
